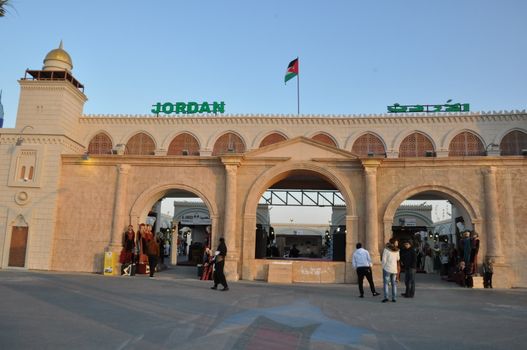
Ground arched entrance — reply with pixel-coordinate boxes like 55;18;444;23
383;185;482;286
129;183;219;267
241;162;358;283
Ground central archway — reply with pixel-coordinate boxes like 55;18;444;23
241;161;358;282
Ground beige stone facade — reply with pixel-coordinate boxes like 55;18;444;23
1;46;526;287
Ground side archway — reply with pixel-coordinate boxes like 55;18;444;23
382;184;481;245
129;183;218;226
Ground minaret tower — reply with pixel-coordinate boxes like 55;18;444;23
0;42;88;271
15;41;87;142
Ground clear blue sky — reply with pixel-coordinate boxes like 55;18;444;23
1;0;526;129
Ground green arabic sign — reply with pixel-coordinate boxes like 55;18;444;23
387;101;470;113
152;101;225;115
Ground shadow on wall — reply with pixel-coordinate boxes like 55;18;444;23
93;252;104;274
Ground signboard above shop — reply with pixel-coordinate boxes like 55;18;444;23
387;100;470;113
180;212;212;225
152;101;225;115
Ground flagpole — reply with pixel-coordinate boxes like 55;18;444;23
297;57;300;115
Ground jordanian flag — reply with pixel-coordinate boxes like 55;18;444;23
284;58;299;84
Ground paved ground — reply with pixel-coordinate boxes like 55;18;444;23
0;266;526;350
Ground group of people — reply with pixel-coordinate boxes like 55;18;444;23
353;233;495;301
352;238;416;302
120;226;230;291
119;224;160;278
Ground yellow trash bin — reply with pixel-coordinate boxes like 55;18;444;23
103;251;119;276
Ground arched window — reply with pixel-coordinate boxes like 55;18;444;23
352;133;386;157
212;133;245;155
448;131;485;156
259;133;287;148
19;166;26;180
500;130;527;156
125;133;155;155
88;133;113;155
311;133;337;147
399;132;434;157
28;166;34;180
167;133;200;156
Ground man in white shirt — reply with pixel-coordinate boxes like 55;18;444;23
381;238;400;303
352;243;380;298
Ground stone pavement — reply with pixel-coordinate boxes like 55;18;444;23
0;266;526;350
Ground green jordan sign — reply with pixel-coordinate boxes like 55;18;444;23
151;101;225;115
387;101;470;113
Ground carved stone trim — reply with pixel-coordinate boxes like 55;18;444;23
14;191;30;206
80;111;527;126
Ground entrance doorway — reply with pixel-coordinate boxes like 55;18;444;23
139;189;212;269
389;191;476;281
255;170;347;262
9;226;28;267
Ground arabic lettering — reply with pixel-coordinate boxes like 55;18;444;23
387;102;470;113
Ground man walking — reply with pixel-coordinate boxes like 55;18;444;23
352;243;380;298
381;238;400;303
400;241;417;298
211;237;229;291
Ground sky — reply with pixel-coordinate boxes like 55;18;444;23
0;0;523;225
1;0;527;128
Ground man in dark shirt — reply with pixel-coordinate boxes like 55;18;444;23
211;237;229;291
400;241;417;298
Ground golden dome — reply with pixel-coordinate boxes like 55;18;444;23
43;41;73;70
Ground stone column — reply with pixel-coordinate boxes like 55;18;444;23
223;164;238;254
170;222;178;265
221;156;242;280
382;219;393;251
108;164;131;252
362;160;381;261
345;215;359;283
242;214;257;280
483;167;504;262
153;201;162;233
210;215;220;250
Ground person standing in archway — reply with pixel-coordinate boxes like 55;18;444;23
470;232;480;275
381;238;400;303
352;243;380;298
143;225;160;278
400;241;417;298
211;237;229;291
120;225;136;275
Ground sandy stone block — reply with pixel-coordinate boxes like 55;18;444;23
253;261;269;281
293;262;322;283
472;276;484;289
267;261;292;283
